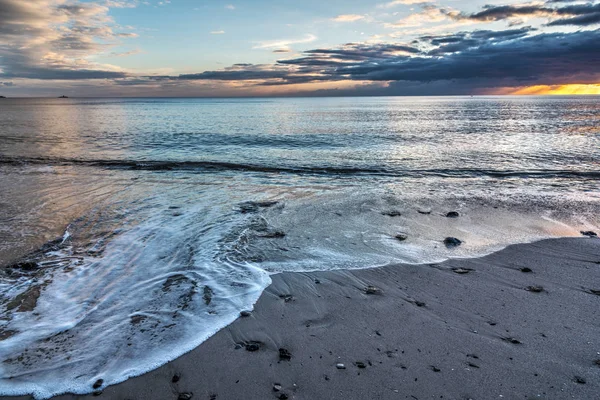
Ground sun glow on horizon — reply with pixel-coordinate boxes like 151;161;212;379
508;84;600;95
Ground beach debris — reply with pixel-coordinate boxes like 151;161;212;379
172;373;181;383
279;294;294;302
273;383;282;392
382;211;402;217
395;234;408;242
355;361;367;369
178;393;193;400
502;337;522;345
580;231;597;237
203;286;214;305
430;366;441;372
364;285;383;295
279;348;292;361
525;286;544;293
520;267;533;273
451;267;473;275
336;363;346;369
244;341;262;352
240;310;252;317
446;211;460;218
574;376;586;384
92;379;103;389
444;237;462;248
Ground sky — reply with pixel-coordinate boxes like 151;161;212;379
0;0;599;97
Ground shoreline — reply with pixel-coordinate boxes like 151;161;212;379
3;237;600;399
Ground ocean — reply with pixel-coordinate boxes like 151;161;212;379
0;96;599;398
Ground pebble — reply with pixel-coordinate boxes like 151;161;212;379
178;393;193;400
92;379;103;389
336;363;346;369
395;234;408;242
279;348;292;361
446;211;460;218
365;285;382;295
444;237;462;248
273;383;282;392
172;373;181;383
526;286;544;293
580;231;597;237
240;310;252;317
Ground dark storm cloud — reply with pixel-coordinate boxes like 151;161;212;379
163;28;600;91
452;1;600;26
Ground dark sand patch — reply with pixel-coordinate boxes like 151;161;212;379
3;238;600;400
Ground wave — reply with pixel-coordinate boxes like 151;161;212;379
1;156;599;179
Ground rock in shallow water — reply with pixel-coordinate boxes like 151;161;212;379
395;234;408;242
580;230;597;237
92;379;103;389
444;237;462;248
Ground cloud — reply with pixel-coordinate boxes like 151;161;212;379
156;28;600;93
451;1;600;26
210;30;225;34
0;0;135;80
252;34;317;50
225;4;235;10
377;0;428;9
332;14;366;22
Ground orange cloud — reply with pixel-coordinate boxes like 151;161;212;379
505;84;600;95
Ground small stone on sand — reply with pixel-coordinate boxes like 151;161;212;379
365;285;383;295
446;211;460;218
279;294;294;302
336;363;346;369
580;231;597;237
240;310;252;317
178;393;193;400
273;383;282;392
172;373;180;383
452;267;473;274
503;337;521;344
279;348;292;361
574;376;586;384
355;361;366;369
245;342;261;352
520;267;533;273
382;211;402;217
526;286;544;293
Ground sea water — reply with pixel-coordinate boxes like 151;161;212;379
0;96;598;398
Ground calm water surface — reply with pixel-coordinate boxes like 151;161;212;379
0;96;599;398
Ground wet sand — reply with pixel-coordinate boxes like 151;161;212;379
4;237;600;400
